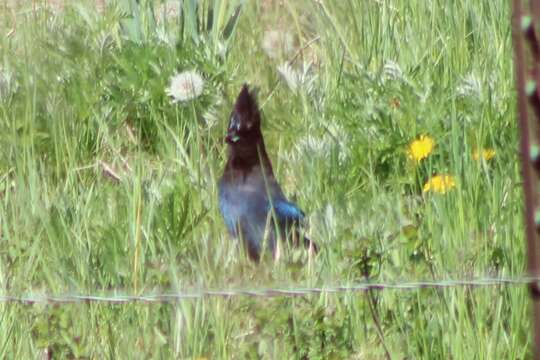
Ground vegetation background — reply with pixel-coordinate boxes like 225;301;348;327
0;0;528;358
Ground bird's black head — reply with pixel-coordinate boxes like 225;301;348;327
225;84;262;147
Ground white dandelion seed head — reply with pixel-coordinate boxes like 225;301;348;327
166;70;204;103
0;71;9;99
277;62;299;91
297;134;332;156
262;30;295;59
326;123;350;163
383;60;403;81
0;68;16;100
202;96;224;128
456;73;482;99
43;0;66;14
146;175;176;204
155;1;182;23
277;62;318;94
95;0;109;15
280;133;327;164
325;122;349;141
295;123;349;164
202;109;219;128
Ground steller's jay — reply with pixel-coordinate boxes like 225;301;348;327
218;85;317;261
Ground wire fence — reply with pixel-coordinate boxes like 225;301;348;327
0;275;536;304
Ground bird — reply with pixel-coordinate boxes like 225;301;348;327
218;84;317;261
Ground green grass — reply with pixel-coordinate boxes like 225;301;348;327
0;0;528;358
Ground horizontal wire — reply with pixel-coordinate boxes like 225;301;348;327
0;276;537;305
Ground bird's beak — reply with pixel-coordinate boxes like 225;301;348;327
225;133;240;144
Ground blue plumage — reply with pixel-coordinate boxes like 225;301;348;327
270;200;305;224
218;85;317;261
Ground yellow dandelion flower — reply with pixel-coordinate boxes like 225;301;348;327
407;135;435;162
472;148;496;161
423;175;456;194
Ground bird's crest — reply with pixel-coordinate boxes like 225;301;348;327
228;84;261;137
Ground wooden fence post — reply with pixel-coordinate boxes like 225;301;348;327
512;0;540;358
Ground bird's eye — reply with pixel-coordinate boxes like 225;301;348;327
228;115;241;131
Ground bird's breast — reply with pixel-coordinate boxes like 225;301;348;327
218;176;268;231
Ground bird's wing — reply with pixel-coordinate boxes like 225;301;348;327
270;199;305;224
271;199;316;250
